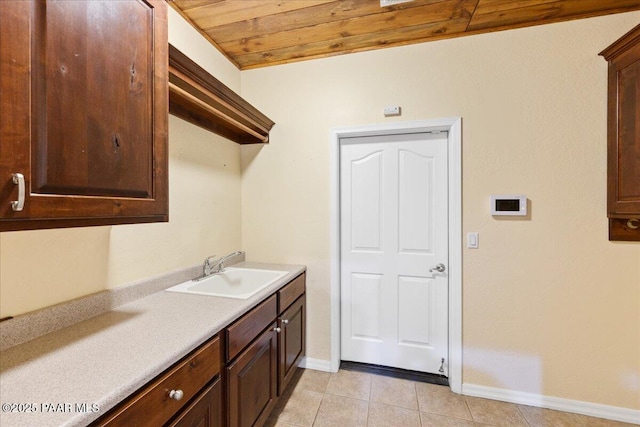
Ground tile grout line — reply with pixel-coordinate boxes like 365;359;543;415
364;399;370;427
365;373;372;427
463;395;476;423
314;371;328;427
310;392;324;427
515;403;533;427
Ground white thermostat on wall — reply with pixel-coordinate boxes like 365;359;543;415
491;194;527;216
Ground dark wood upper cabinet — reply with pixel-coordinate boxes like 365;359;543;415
0;0;168;232
168;44;275;144
600;24;640;242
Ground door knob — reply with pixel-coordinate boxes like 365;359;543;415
429;263;446;273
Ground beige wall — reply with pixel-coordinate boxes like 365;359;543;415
0;7;243;317
1;6;638;412
240;13;640;410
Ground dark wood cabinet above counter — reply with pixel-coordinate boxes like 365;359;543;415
600;24;640;242
169;44;275;144
1;2;271;232
0;0;168;232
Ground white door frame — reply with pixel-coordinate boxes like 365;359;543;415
329;118;462;394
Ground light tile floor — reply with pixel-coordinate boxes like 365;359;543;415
266;368;638;427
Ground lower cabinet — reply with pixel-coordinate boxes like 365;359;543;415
93;271;306;427
226;323;279;427
169;378;223;427
278;295;305;395
226;272;306;427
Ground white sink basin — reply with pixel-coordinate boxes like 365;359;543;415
166;267;288;299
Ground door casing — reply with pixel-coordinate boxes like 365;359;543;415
329;118;462;393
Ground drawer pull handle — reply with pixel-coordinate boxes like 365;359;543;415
281;319;289;324
273;327;281;333
169;389;184;401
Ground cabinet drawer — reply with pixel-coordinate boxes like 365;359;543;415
278;273;305;313
97;336;221;427
226;294;277;361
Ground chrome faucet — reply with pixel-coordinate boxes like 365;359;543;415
203;251;244;277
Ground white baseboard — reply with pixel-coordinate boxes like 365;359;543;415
462;383;640;425
299;357;332;372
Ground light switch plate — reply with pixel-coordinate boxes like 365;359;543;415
467;232;479;249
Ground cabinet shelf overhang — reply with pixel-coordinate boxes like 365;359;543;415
168;44;274;144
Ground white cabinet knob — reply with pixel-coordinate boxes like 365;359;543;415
281;319;289;324
169;389;184;401
273;327;281;333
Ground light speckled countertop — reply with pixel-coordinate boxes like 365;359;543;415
0;262;306;427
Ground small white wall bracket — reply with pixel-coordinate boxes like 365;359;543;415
383;106;401;117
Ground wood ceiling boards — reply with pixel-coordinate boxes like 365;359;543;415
169;0;640;69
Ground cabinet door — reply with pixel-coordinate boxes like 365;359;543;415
601;24;640;241
607;41;640;217
227;324;278;427
0;0;168;231
169;378;222;427
278;295;305;395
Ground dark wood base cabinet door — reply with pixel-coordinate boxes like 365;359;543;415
279;296;305;395
169;378;222;427
227;324;278;427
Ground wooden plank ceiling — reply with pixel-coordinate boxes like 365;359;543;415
169;0;640;69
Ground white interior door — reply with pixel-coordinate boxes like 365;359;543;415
340;131;449;375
